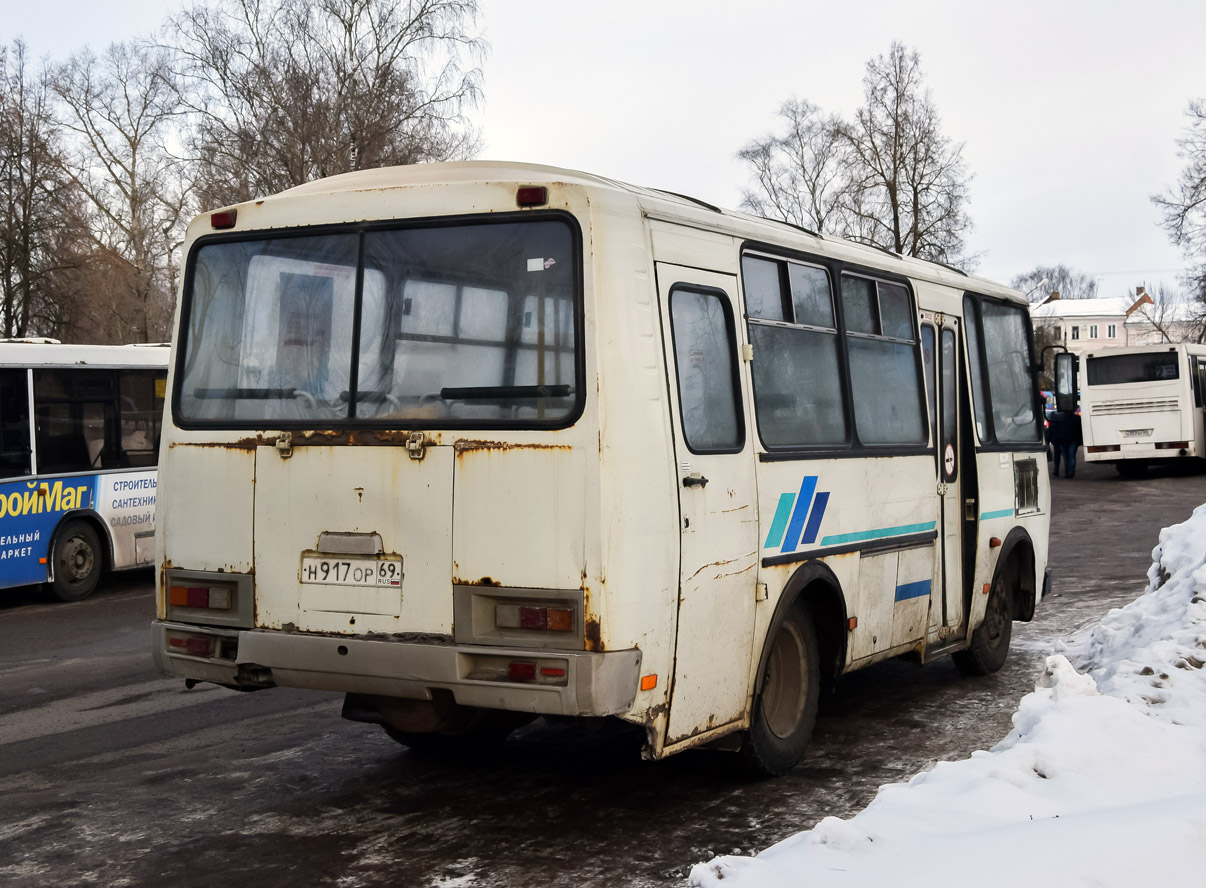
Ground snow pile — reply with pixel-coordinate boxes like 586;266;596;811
690;505;1206;888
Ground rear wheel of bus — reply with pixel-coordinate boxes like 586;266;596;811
48;520;104;602
1116;460;1148;478
739;605;820;777
953;572;1013;676
374;693;531;755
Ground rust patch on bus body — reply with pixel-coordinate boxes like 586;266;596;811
453;439;573;455
172;429;446;449
453;576;502;587
584;616;603;652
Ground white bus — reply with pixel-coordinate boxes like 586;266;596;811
1081;343;1206;476
0;340;169;600
153;162;1050;774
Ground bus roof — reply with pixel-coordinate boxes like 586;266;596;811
219;161;1024;305
0;341;170;369
1084;342;1206;360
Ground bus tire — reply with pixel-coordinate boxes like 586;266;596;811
49;520;104;602
381;707;527;755
953;573;1013;676
739;605;820;777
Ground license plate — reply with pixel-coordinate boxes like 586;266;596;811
300;555;402;587
1122;428;1153;438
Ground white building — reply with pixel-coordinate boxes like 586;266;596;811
1029;288;1202;355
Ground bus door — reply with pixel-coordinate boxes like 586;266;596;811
655;265;759;746
923;316;966;636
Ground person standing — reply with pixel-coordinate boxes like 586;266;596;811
1047;407;1083;478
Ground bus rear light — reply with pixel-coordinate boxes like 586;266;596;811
516;186;547;207
169;584;233;610
540;667;566;678
495;604;574;632
1087;445;1120;453
210;209;238;229
168;635;215;657
1156;441;1189;450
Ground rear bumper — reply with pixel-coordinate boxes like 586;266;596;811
152;621;641;717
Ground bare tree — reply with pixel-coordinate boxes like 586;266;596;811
739;43;973;267
1127;283;1205;344
1010;265;1099;301
0;41;91;339
168;0;484;208
1153;99;1206;332
53;41;188;343
841;43;971;264
737;99;848;233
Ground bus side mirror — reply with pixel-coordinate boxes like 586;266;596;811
1054;352;1078;414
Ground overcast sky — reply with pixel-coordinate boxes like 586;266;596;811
8;0;1205;297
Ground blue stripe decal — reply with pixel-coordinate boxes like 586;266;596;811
980;508;1015;520
895;580;931;602
820;521;937;546
780;476;818;553
764;493;796;549
801;491;830;545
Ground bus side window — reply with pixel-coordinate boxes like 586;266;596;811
0;368;31;478
668;287;744;453
840;276;926;446
921;324;937;447
743;254;847;448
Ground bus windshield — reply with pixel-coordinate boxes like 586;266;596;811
1086;352;1179;385
177;218;580;428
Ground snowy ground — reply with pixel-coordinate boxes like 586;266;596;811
691;505;1206;887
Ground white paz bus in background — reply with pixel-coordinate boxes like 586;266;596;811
153;162;1050;775
0;341;169;600
1081;343;1206;476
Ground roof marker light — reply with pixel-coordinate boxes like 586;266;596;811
516;186;547;207
210;209;238;229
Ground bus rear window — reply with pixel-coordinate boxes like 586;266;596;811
177;218;581;428
1086;353;1179;385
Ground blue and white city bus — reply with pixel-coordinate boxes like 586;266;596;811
0;340;169;600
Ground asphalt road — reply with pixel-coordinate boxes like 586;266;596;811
1;456;1203;887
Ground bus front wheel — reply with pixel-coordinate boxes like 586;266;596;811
49;520;104;602
739;606;820;777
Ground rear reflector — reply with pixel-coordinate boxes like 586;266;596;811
640;674;657;691
508;662;537;681
1156;441;1189;450
1087;445;1120;453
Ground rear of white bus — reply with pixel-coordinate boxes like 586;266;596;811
151;172;645;739
1082;346;1206;468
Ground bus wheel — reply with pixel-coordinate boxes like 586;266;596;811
49;520;104;602
739;606;820;777
381;705;529;754
953;575;1013;676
